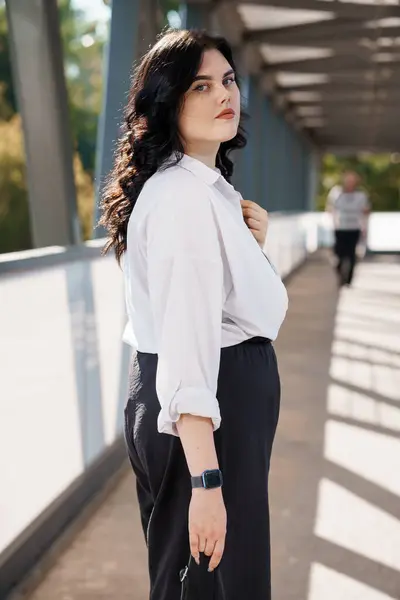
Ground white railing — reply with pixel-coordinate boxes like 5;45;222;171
0;211;398;558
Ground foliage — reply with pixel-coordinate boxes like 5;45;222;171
0;3;16;119
58;0;106;176
0;0;102;252
0;7;31;253
0;113;94;252
163;0;180;27
318;153;400;212
74;153;95;240
0;115;31;252
1;0;400;255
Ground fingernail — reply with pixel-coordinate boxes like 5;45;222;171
208;567;213;572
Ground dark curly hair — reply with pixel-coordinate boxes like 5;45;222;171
99;28;247;263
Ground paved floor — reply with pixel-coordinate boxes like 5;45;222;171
22;253;400;600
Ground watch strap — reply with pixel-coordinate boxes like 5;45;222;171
191;475;204;488
191;469;223;489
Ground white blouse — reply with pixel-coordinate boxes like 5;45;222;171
123;154;288;436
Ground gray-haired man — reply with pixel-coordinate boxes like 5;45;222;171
326;171;370;286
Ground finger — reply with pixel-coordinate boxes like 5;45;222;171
250;229;264;243
242;207;260;220
241;202;261;214
198;535;206;554
208;538;225;572
241;201;265;218
245;217;262;230
204;537;216;557
189;533;200;565
242;209;261;222
240;199;257;209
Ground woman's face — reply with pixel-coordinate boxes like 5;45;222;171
179;49;241;151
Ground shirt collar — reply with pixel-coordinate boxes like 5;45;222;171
175;153;221;186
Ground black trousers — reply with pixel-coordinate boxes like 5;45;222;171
334;229;361;285
124;337;281;600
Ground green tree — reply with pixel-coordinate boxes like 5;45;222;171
0;1;16;119
0;115;31;252
0;112;94;253
0;5;30;254
162;0;180;27
58;0;107;176
319;153;400;212
0;0;102;252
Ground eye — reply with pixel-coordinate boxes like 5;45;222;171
223;76;236;87
194;83;209;92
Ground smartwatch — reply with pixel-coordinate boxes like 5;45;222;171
191;469;223;490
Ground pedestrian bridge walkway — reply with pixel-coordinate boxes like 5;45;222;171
15;252;400;600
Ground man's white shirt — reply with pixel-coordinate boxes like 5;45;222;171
327;185;370;230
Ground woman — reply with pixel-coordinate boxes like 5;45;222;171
100;29;288;600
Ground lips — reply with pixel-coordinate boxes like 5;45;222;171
216;108;235;119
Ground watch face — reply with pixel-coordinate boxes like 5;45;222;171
202;470;222;489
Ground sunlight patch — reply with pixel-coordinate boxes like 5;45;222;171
315;479;400;571
308;563;396;600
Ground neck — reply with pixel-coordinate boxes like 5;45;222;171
184;142;220;170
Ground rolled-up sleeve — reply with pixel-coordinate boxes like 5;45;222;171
146;175;224;436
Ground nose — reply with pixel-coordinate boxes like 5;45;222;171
216;83;230;105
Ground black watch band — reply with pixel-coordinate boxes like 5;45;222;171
191;469;223;490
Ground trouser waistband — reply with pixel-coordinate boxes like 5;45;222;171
246;336;272;344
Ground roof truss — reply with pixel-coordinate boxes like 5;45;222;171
237;0;400;21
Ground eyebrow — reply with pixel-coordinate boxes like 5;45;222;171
193;69;235;82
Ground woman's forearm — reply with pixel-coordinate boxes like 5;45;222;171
176;414;219;476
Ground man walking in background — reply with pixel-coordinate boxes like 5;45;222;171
326;171;370;287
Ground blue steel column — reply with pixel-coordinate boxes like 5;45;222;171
268;106;280;212
281;120;309;212
298;136;305;210
291;126;298;211
255;82;266;208
296;131;317;211
251;79;265;207
180;2;210;29
287;125;295;211
293;129;301;211
285;119;299;211
300;134;309;210
261;98;273;212
240;75;253;201
93;0;140;238
241;76;264;204
262;101;305;213
231;70;248;196
279;114;289;211
269;109;279;212
301;138;310;210
306;148;320;211
296;131;303;210
276;113;284;211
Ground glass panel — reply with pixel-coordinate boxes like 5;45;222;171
58;0;111;240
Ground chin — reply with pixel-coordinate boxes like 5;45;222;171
216;123;239;143
220;131;238;143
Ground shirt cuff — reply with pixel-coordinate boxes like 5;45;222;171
157;386;221;437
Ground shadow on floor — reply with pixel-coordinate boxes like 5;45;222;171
271;253;400;600
20;252;400;600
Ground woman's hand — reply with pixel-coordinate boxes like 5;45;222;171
189;487;227;572
241;200;269;248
